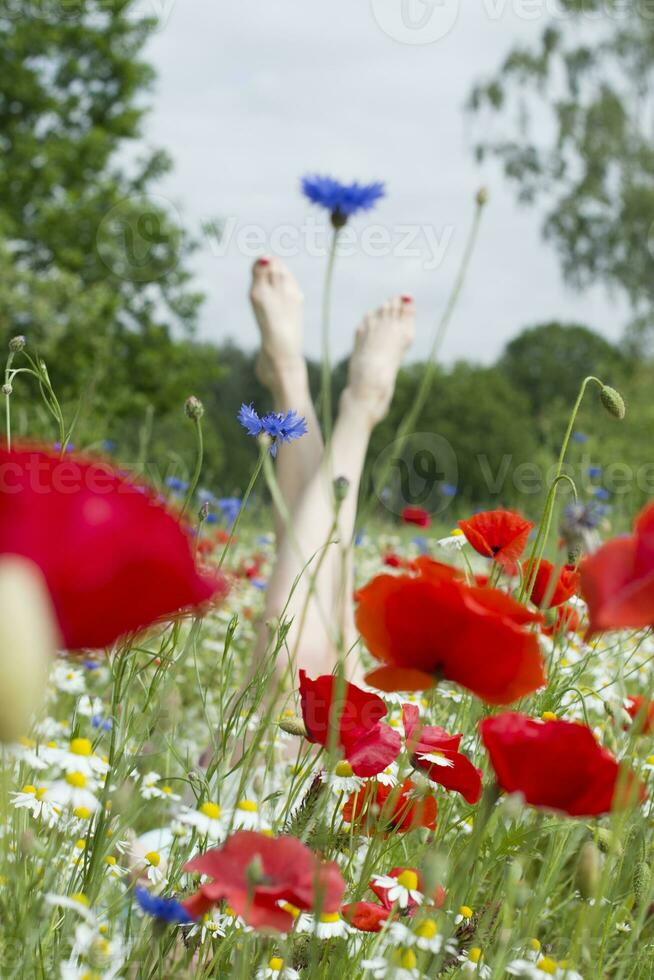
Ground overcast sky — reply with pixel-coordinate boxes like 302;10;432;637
141;0;628;365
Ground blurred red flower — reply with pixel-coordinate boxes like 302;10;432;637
182;831;345;930
299;672;401;777
581;503;654;635
524;559;579;608
0;446;225;650
342;900;390;932
342;777;437;834
625;695;654;735
355;557;545;704
480;712;646;817
542;603;581;637
403;704;482;804
458;509;534;573
401;507;431;528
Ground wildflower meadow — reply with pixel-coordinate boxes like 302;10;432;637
5;4;654;979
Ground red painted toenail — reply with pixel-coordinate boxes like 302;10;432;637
401;295;413;303
258;257;270;266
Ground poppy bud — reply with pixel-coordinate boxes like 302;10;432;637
476;187;489;207
0;557;57;741
633;860;651;907
185;396;204;421
599;385;626;420
278;715;308;737
198;501;210;522
595;827;623;857
333;476;350;504
575;841;603;900
2;384;12;396
8;335;26;353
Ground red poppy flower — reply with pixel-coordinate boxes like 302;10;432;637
480;712;646;817
524;559;579;608
342;777;437;834
299;672;401;777
383;552;404;569
458;509;534;573
580;503;654;635
182;831;345;930
355;556;545;703
342;901;390;932
542;604;581;637
625;696;654;735
0;446;225;649
403;704;482;804
401;507;431;529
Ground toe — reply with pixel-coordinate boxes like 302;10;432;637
400;294;414;314
252;256;271;280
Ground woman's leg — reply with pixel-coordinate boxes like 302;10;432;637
255;295;415;686
249;257;322;534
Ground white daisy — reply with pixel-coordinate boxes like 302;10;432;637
319;762;365;796
179;801;225;840
255;957;300;979
10;785;61;826
371;871;423;910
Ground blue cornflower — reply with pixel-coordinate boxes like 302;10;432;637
571;431;588;444
238;404;307;457
217;496;242;525
165;475;189;494
441;483;458;498
591;486;610;501
135;887;193;925
587;465;603;479
301;174;385;225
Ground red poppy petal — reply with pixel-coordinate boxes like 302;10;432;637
365;667;435;693
342;901;390;932
346;723;402;777
0;446;226;649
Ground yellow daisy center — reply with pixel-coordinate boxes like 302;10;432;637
70;738;93;757
415;918;438;939
237;800;258;812
66;771;87;789
335;760;354;778
268;957;284;971
320;912;341;923
459;905;473;918
537;958;559;975
397;869;419;891
199;802;221;820
145;851;161;867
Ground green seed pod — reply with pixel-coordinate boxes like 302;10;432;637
595;827;624;857
575;841;603;900
633;860;651;907
476;187;489;207
599;385;626;420
333;476;350;504
185;395;204;420
8;335;26;353
277;715;308;737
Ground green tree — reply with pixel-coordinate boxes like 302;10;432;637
468;3;654;340
0;0;203;436
499;321;628;433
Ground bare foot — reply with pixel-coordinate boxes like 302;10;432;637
249;256;305;393
343;296;415;425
